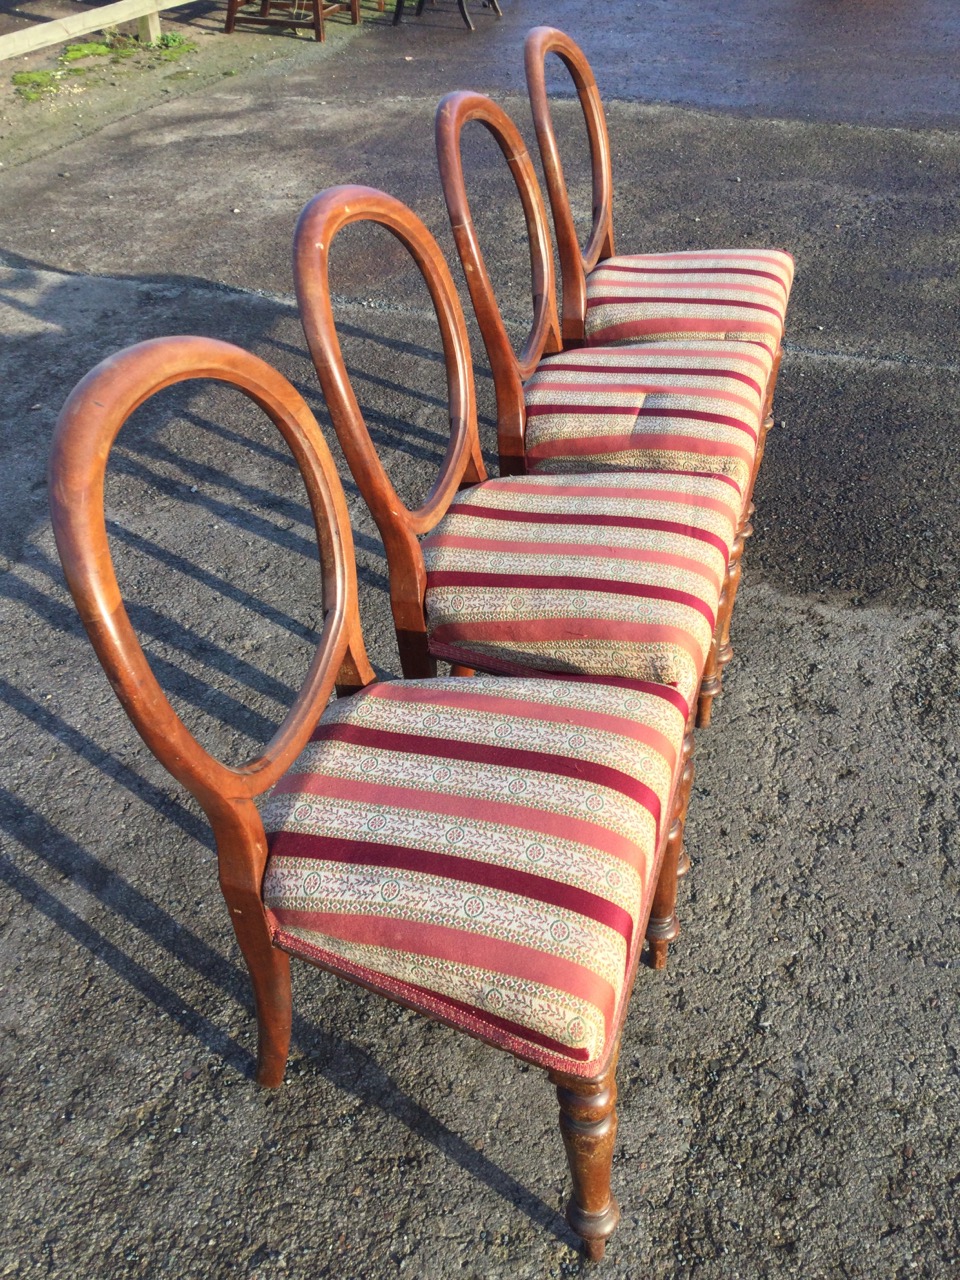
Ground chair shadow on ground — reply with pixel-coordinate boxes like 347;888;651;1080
1;250;573;1248
0;781;573;1248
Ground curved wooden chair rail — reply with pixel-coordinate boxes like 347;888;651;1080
435;89;563;474
523;25;616;347
293;185;486;677
49;337;376;1084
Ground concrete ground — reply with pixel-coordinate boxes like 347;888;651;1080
1;1;958;1276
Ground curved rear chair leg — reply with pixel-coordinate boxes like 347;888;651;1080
549;1052;621;1260
225;895;293;1087
456;0;474;28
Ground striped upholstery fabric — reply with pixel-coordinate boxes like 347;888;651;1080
523;341;772;500
584;249;795;356
421;473;740;708
261;675;687;1076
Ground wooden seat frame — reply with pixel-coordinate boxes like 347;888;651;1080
49;334;691;1259
434;89;753;729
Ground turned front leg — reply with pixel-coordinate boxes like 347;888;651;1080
549;1055;621;1260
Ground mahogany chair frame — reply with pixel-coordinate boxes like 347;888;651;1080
49;335;690;1258
434;89;747;730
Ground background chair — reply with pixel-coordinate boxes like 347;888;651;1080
434;89;774;726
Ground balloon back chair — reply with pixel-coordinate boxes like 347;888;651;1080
522;26;793;387
49;335;694;1258
434;90;774;727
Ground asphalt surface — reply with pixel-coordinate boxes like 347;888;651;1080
1;2;959;1277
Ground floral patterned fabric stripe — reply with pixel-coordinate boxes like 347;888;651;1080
584;249;795;354
266;834;637;941
261;676;687;1075
422;473;738;705
428;571;716;627
304;721;666;829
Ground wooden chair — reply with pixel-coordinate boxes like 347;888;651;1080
49;335;694;1258
434;89;773;727
392;0;500;32
523;28;794;684
224;0;363;43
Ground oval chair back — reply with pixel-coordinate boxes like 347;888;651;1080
49;337;375;1083
435;89;564;475
294;185;489;676
524;26;617;347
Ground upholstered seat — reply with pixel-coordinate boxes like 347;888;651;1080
421;472;740;707
523;340;773;497
584;250;795;356
262;674;686;1076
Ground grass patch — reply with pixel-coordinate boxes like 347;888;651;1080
62;41;113;61
10;27;198;103
12;70;58;101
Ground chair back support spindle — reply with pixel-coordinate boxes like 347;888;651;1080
293;184;487;675
524;26;616;346
435;89;563;474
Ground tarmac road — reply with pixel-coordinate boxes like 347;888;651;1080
1;1;958;1277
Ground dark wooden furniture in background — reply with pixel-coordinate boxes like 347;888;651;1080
393;0;500;33
224;0;375;43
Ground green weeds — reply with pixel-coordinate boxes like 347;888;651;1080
11;28;197;101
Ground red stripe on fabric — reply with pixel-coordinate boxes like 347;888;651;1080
426;572;717;628
269;772;657;868
524;402;759;442
306;722;663;826
533;362;764;396
436;505;730;556
365;673;690;721
264;833;635;942
268;909;618;1031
